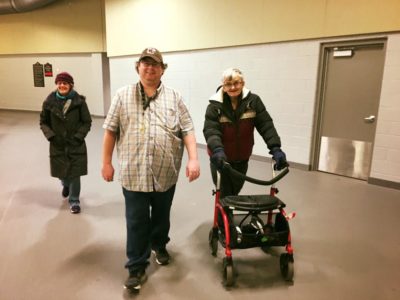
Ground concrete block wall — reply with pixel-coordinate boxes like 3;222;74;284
370;34;400;183
0;53;106;116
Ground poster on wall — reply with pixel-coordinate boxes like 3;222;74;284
44;63;53;77
33;62;45;87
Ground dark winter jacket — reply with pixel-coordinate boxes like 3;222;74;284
203;86;281;162
40;91;92;179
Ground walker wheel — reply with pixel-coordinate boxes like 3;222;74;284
280;253;294;281
209;228;218;256
223;257;235;287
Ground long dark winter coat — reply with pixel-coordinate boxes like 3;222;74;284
40;91;92;179
203;86;281;162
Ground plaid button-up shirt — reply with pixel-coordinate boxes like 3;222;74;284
103;82;195;192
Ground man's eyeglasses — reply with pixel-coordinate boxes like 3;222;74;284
223;81;243;89
141;60;161;68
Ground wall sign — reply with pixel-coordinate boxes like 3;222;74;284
44;63;53;77
33;62;44;87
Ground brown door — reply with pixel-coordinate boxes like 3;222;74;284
315;39;386;180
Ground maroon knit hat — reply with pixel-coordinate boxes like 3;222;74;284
55;72;74;85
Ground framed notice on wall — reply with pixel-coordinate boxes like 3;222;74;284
44;63;53;77
33;62;44;87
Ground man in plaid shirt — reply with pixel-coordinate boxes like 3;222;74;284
102;47;200;291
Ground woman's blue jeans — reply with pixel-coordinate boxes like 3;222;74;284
61;177;81;204
123;185;176;272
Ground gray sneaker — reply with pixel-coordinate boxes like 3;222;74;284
124;269;147;290
152;248;170;265
70;203;81;214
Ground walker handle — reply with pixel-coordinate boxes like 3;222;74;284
222;162;289;186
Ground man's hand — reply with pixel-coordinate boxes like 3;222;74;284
102;163;115;182
186;159;200;182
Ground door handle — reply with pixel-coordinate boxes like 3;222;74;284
364;115;376;123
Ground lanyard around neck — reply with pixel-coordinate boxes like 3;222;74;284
139;82;159;111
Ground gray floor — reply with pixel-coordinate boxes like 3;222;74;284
0;110;399;300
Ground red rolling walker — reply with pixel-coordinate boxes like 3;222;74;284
208;161;295;287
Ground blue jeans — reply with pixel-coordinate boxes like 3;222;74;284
123;185;176;272
61;177;81;204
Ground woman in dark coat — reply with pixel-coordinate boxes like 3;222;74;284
203;67;288;197
40;72;92;214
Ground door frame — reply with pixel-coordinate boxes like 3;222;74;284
310;37;387;174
